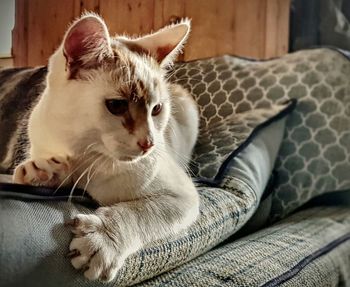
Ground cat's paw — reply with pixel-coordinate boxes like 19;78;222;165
13;157;71;187
66;214;124;282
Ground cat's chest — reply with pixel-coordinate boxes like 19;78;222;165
73;159;158;205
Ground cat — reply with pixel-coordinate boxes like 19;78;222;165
10;13;200;281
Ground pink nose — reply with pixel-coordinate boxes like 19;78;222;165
137;138;154;152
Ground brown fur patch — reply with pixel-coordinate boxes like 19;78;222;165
123;42;150;57
122;98;148;134
156;45;174;62
122;111;135;134
119;80;149;102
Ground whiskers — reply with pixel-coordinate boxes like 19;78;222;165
81;155;106;198
52;142;107;202
155;143;197;178
163;121;198;178
53;152;100;194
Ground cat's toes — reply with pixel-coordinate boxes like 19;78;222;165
48;156;70;175
65;214;102;235
83;249;121;282
66;214;123;282
13;157;70;187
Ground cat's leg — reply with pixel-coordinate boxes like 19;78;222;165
13;156;71;187
66;158;199;282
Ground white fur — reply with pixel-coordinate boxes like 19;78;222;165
13;14;199;282
117;18;191;68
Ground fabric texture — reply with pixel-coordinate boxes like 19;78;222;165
171;48;350;219
0;111;291;287
137;206;350;287
192;103;290;182
0;50;294;286
1;48;348;286
0;67;47;173
2;48;348;221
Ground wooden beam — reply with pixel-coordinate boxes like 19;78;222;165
12;0;290;67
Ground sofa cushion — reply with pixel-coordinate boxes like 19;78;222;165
171;48;350;220
139;206;350;287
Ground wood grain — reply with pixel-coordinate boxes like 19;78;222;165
26;0;76;66
101;0;155;37
265;0;291;58
154;0;186;60
13;0;28;67
182;0;236;60
12;0;291;67
75;0;100;15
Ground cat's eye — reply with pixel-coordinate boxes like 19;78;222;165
152;103;163;116
105;99;128;116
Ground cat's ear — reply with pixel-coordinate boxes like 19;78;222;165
63;14;112;78
120;19;191;68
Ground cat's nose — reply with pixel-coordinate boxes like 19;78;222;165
137;138;154;152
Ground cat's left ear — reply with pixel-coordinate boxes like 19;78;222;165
120;19;191;68
63;14;112;78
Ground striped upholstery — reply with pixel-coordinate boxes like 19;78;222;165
0;176;261;287
138;206;350;287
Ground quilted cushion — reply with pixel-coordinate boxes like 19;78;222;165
171;48;350;220
139;206;350;287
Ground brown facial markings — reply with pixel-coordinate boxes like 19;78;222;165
136;80;149;101
64;50;114;81
122;97;148;135
122;111;135;134
138;80;146;94
108;46;154;135
112;49;119;59
120;79;149;103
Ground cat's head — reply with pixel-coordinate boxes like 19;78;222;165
44;13;190;162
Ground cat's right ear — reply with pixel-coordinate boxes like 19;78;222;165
63;14;112;79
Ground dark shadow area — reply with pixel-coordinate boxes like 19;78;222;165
291;0;350;51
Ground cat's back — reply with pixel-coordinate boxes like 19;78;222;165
0;66;47;173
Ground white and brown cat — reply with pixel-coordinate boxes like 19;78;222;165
12;13;199;281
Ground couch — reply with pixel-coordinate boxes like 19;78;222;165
0;48;349;286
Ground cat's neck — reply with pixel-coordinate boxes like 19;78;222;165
73;150;162;204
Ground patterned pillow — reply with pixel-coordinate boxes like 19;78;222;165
171;48;350;220
191;103;291;181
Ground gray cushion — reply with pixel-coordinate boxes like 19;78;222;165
139;206;350;287
171;48;350;220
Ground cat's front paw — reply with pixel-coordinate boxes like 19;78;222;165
13;157;71;187
66;214;124;282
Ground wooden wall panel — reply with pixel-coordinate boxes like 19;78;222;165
101;0;155;36
183;0;237;60
12;0;28;66
75;0;100;14
13;0;291;67
153;0;185;30
265;0;290;58
26;0;77;66
153;0;186;60
232;0;268;59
